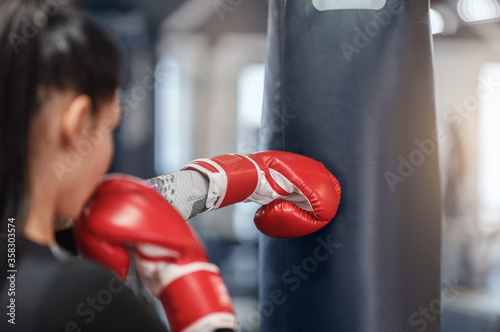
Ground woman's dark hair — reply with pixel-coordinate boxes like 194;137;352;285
0;0;119;233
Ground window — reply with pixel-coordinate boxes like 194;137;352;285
154;55;192;175
477;62;500;227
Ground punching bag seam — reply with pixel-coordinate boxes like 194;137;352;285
280;0;287;151
280;3;288;330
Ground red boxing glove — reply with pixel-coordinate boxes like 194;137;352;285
183;151;341;238
73;175;238;332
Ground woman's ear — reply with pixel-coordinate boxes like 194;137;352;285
61;95;93;149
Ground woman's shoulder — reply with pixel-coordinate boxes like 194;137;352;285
1;240;167;331
38;259;168;332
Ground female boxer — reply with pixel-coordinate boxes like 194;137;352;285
0;1;169;330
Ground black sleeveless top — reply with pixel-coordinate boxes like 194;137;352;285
0;238;168;331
